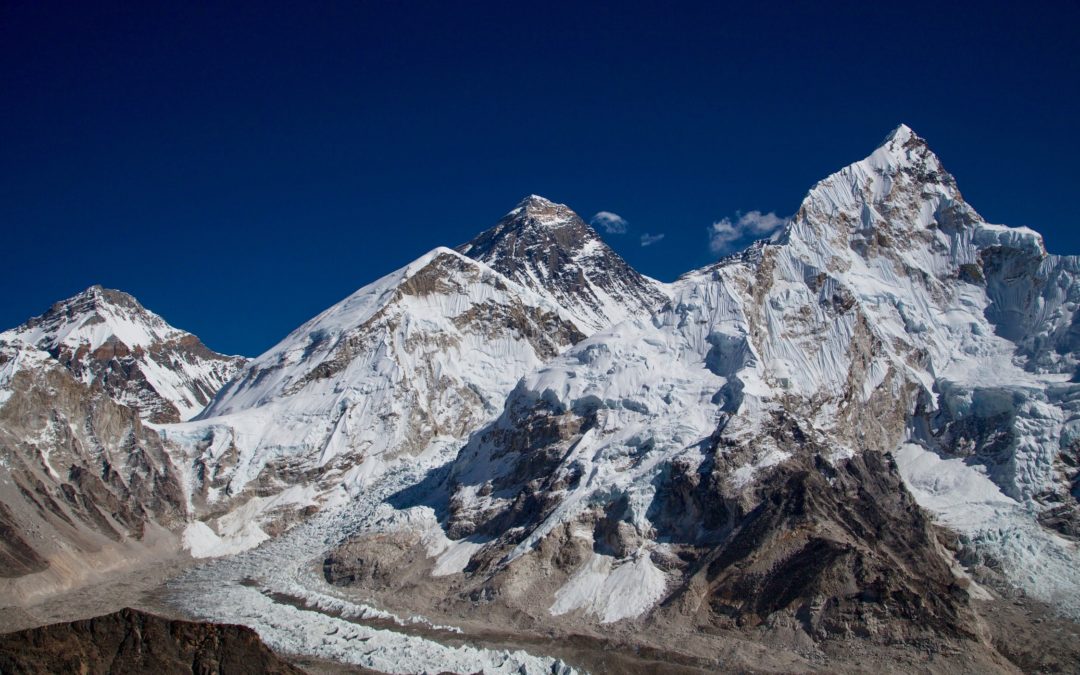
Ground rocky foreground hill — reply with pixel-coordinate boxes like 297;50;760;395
0;608;303;674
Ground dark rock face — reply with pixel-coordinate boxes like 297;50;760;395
459;195;668;332
659;451;976;642
0;607;304;674
444;386;593;540
374;366;981;646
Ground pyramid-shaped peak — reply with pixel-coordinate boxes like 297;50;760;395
882;123;919;145
458;195;668;334
789;123;970;244
4;285;173;351
873;123;937;163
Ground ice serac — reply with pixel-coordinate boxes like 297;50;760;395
458;195;670;333
1;286;246;423
330;124;1080;644
175;247;585;550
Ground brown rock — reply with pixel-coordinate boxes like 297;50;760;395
0;607;305;674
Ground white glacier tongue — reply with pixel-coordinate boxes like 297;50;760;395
0;285;244;422
166;447;578;674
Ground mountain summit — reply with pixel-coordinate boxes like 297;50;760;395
458;195;668;332
1;285;245;423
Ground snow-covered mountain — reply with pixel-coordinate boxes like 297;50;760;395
168;247;587;553
459;195;669;333
4;125;1080;671
1;286;245;423
171;199;675;553
322;125;1080;654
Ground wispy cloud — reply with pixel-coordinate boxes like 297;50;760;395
709;210;787;253
590;211;628;234
640;232;665;247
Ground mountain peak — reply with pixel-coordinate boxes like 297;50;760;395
503;194;577;228
458;197;668;333
66;284;144;314
520;194;556;208
881;122;918;145
780;124;981;271
793;125;960;229
870;123;940;172
2;286;245;422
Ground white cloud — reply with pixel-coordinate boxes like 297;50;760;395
590;211;628;234
640;232;665;247
709;210;787;253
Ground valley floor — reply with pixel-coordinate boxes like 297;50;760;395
6;538;1080;674
5;446;1079;674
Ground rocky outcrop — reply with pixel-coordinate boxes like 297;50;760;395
0;607;304;674
658;451;975;642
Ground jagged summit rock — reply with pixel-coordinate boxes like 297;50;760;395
1;285;245;423
458;195;669;333
503;194;576;224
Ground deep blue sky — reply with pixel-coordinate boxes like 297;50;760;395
2;2;1078;356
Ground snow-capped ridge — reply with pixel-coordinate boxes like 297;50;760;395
180;243;587;521
434;124;1080;625
203;246;576;413
13;284;175;351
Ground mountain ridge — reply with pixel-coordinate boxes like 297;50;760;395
318;123;1080;663
3;124;1080;672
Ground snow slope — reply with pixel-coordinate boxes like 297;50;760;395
167;248;585;549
